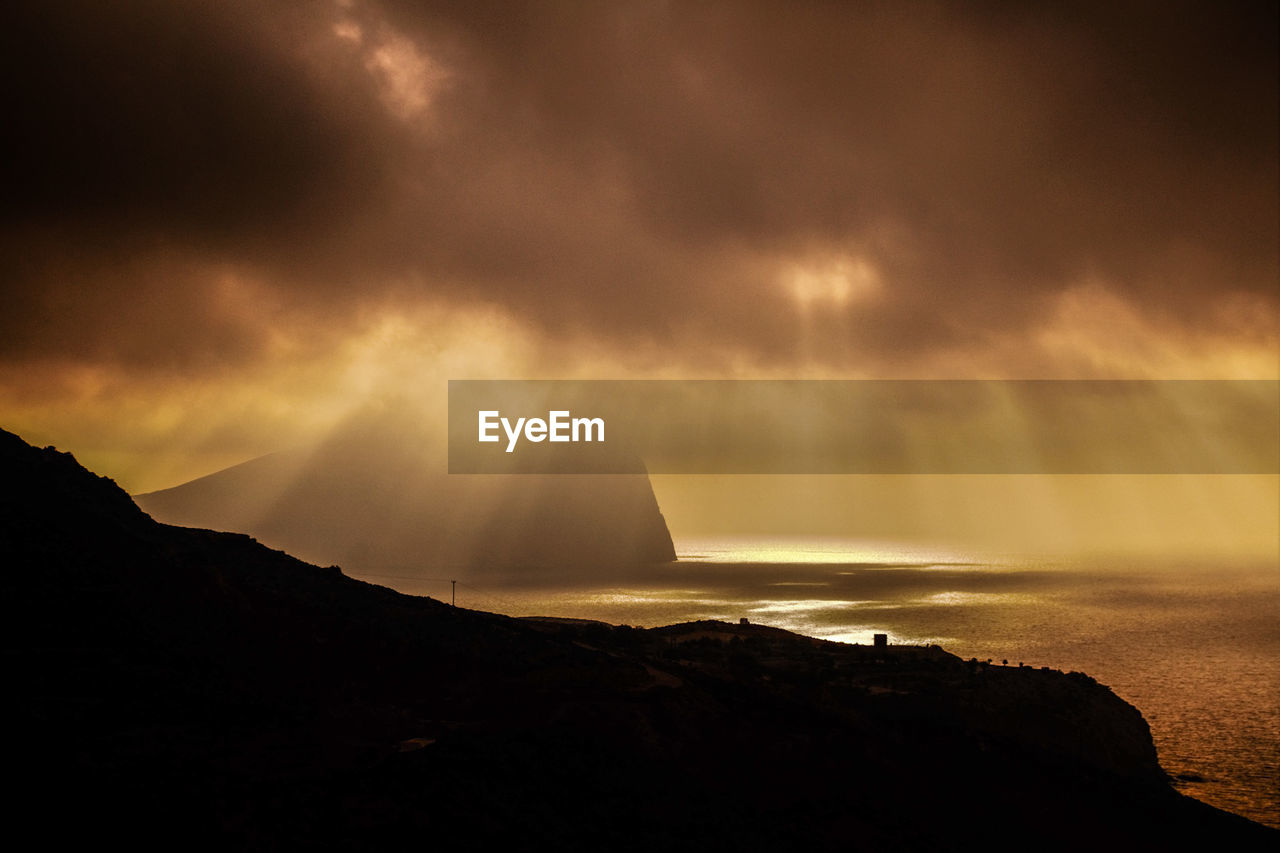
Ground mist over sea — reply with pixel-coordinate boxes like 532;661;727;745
384;539;1280;828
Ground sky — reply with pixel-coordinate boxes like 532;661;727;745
1;1;1276;557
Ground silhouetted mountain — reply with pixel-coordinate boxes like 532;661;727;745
1;428;1273;851
134;410;675;575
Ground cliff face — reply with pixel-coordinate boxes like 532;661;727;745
134;416;676;574
1;428;1273;850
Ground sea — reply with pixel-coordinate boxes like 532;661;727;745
378;537;1280;829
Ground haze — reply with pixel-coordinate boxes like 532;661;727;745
2;1;1275;559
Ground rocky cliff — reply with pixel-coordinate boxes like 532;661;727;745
134;413;676;574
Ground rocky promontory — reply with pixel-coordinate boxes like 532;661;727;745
134;413;676;574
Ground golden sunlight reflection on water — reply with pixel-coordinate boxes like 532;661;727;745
674;536;992;566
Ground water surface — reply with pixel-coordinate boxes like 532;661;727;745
382;539;1279;828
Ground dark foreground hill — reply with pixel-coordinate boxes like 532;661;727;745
0;428;1273;851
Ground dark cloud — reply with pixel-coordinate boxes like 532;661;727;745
2;2;388;231
1;0;1275;371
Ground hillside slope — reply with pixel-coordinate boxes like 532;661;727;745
1;428;1272;851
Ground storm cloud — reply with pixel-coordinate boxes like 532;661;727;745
1;0;1274;374
5;1;1274;371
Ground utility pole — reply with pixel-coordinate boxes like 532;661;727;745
451;579;456;607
